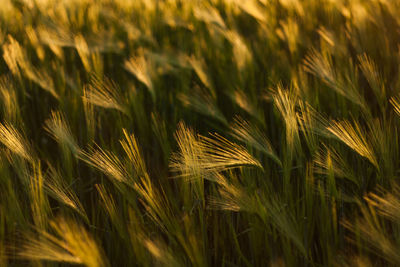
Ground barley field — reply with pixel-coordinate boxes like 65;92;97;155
1;0;400;266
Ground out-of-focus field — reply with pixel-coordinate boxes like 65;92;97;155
1;0;400;266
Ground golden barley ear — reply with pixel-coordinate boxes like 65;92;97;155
297;101;332;138
0;75;19;122
78;144;131;187
134;175;177;235
313;144;358;185
18;216;107;267
124;53;155;100
0;122;34;162
44;111;80;154
357;54;385;106
142;236;183;266
74;34;103;75
170;122;262;179
2;35;24;77
271;85;299;150
209;172;306;256
230;89;264;123
327;119;378;168
178;85;227;125
186;55;214;91
83;75;128;114
233;0;267;23
343;202;400;265
119;129;148;177
3;35;59;99
303;48;366;110
365;185;400;223
193;4;226;30
95;184;126;238
208;172;257;212
44;164;88;222
389;97;400;116
29;162;51;230
230;116;281;166
296;101;332;153
223;29;253;71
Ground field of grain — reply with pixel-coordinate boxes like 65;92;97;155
1;0;400;266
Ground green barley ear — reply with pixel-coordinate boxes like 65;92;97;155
327;119;378;168
44;165;88;222
44;111;80;155
83;75;128;115
18;216;107;267
178;85;227;125
230;116;281;166
0;122;33;162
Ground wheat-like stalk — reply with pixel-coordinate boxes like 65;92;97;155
170;122;262;178
120;129;148;177
44;165;87;221
314;144;357;185
358;54;385;105
83;75;128;114
271;85;299;149
187;55;214;91
124;53;155;99
327;120;378;168
18;216;107;267
178;85;227;125
230;116;281;165
304;48;366;109
390;97;400;116
79;145;130;186
0;122;33;162
44;111;80;154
